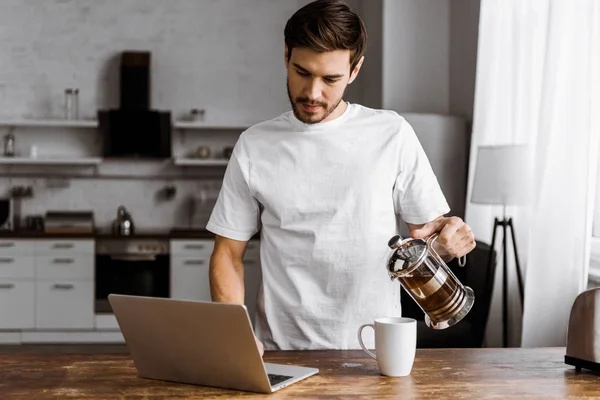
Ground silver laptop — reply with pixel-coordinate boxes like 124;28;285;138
108;294;319;394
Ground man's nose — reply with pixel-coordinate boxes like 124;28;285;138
305;79;323;101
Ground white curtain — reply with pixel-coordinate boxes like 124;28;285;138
466;0;600;347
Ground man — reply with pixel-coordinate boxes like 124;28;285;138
206;0;475;355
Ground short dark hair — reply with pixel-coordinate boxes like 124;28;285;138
284;0;367;71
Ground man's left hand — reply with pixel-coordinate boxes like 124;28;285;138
409;216;476;260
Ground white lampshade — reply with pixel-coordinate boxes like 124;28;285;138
471;144;533;205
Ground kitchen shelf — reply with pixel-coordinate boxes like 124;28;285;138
0;157;102;166
173;158;229;166
173;121;249;131
0;119;249;130
0;119;98;128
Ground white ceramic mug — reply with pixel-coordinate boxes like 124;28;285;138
357;317;417;377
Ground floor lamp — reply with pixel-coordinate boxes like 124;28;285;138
470;144;532;347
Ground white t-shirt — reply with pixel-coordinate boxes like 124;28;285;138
206;102;450;350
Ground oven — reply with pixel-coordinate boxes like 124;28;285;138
95;238;170;313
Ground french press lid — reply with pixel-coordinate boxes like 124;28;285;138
387;235;429;279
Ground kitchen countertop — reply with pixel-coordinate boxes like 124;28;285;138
0;346;595;399
0;229;259;240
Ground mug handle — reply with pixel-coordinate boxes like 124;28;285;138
357;324;376;359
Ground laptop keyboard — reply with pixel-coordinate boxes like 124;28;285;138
268;373;293;386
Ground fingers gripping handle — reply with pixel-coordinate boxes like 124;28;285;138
427;233;467;267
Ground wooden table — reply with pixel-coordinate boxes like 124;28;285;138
0;346;598;399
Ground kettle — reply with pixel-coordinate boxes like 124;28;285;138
113;206;134;236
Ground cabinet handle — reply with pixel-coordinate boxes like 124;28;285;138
52;284;74;290
245;260;257;265
0;258;14;263
0;283;14;289
53;258;74;264
0;242;15;248
183;244;205;250
184;259;205;265
53;243;74;249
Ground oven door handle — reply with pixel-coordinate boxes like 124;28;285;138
109;254;158;261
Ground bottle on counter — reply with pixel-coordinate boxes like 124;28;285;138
3;133;15;157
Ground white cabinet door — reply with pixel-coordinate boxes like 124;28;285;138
35;239;94;255
170;240;214;257
0;239;35;255
0;255;35;279
35;280;94;329
170;239;214;302
0;280;35;329
170;257;212;302
35;255;94;280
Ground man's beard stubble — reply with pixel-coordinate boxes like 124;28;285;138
286;78;345;124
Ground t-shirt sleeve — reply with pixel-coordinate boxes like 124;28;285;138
206;141;260;241
392;118;450;224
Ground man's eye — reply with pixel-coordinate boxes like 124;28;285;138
324;78;339;84
297;71;310;77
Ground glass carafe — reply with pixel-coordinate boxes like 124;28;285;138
387;234;475;329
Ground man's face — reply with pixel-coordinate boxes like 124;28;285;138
286;47;362;124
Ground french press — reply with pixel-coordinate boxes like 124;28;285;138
387;234;475;330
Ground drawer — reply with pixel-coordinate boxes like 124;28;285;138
170;257;211;302
36;255;94;280
35;280;94;329
35;239;94;256
0;239;35;256
0;255;35;279
170;240;214;257
0;280;35;329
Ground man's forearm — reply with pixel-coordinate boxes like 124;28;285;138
209;251;245;304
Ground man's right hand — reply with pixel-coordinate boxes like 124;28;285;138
255;336;264;357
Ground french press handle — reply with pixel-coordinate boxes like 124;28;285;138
425;234;467;267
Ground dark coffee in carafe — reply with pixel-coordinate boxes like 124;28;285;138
387;234;474;329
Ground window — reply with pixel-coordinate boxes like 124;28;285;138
588;158;600;285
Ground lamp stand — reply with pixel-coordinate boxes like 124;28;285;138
487;215;525;347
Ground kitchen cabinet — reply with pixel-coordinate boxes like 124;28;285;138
0;240;35;329
36;281;94;329
34;239;95;330
0;238;95;330
170;239;262;325
0;280;35;329
0;255;35;279
170;240;214;302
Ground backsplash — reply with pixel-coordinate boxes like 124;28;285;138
0;175;222;232
0;125;243;231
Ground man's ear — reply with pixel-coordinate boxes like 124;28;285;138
284;45;290;69
348;56;365;84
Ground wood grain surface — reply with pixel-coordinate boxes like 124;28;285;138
0;346;597;399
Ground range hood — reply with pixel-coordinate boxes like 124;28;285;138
98;51;172;159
